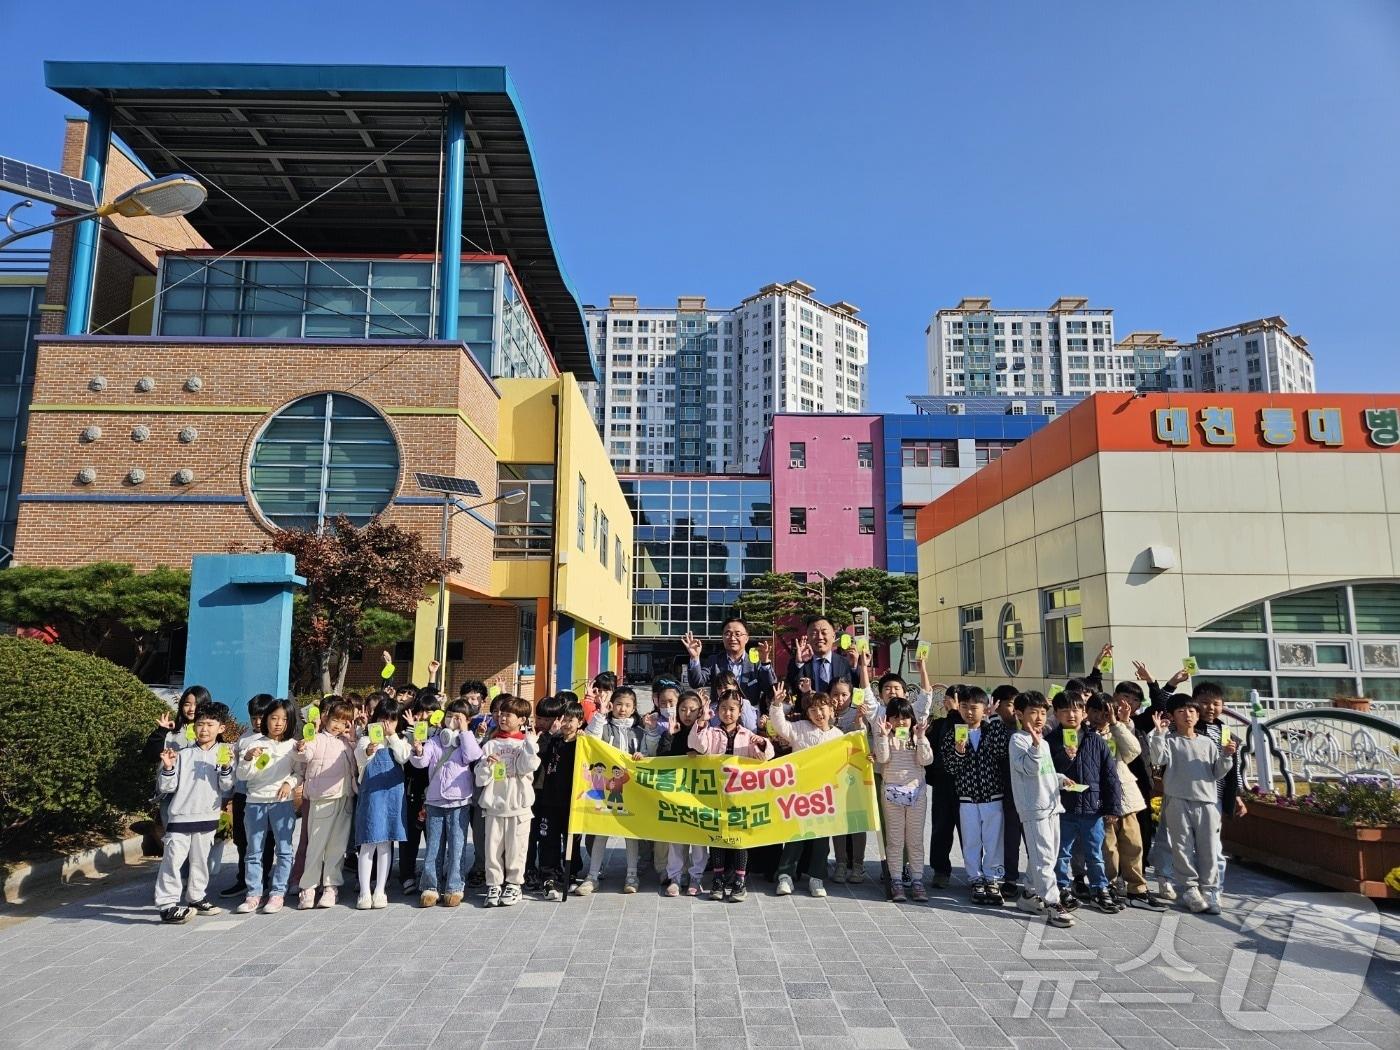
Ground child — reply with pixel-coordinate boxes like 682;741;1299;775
398;690;441;896
770;686;844;898
991;684;1023;899
1087;693;1165;911
688;689;772;901
924;684;964;888
830;676;868;884
153;701;234;923
467;692;506;890
1008;691;1075;927
475;695;542;906
1192;682;1246;893
944;686;1013;905
659;690;708;896
536;699;586;901
354;695;409;910
218;693;272;900
576;686;661;894
234;697;299;914
293;698;358;909
872;697;934;903
1149;694;1237;914
1048;690;1121;914
410;698;484;908
526;695;566;891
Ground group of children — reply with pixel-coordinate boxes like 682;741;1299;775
148;643;1245;931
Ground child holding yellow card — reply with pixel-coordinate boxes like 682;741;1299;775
1048;691;1121;914
354;695;410;910
409;697;485;907
873;697;934;903
943;687;1013;906
293;699;358;909
475;695;542;907
234;698;300;915
1190;682;1246;906
153;700;235;924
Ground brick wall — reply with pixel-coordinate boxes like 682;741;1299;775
342;602;523;693
14;337;502;593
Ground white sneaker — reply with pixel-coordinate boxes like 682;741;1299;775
808;878;827;898
485;885;502;907
500;884;522;907
1157;878;1178;902
1015;890;1046;914
233;896;259;915
573;878;596;896
371;892;388;910
1205;890;1222;915
1183;888;1207;913
356;895;373;910
776;875;794;896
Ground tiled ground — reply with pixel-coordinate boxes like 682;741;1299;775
0;841;1395;1050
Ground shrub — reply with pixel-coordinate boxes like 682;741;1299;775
1251;775;1400;828
0;636;170;845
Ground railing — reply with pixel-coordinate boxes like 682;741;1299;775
492;523;553;560
0;247;49;275
1231;693;1400;795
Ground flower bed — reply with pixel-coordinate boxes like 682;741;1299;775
1223;779;1400;899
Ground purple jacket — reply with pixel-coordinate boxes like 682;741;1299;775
409;730;484;808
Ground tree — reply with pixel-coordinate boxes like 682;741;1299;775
0;562;190;674
265;516;459;695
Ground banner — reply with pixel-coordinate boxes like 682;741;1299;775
569;733;881;849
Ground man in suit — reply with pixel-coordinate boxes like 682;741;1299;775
681;617;772;729
784;616;860;697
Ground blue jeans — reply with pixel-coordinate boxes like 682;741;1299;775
421;804;471;894
1055;813;1107;892
244;799;296;897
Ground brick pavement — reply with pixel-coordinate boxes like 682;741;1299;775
0;841;1395;1050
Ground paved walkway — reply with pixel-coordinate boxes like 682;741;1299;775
0;842;1396;1050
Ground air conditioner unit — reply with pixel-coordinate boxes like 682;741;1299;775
789;459;804;469
947;403;965;415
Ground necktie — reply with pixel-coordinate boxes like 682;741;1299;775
819;658;830;693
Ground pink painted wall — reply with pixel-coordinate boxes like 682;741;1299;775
770;414;884;578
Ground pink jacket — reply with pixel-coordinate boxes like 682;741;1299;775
687;721;771;759
293;731;357;800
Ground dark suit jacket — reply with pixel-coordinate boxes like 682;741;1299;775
783;651;860;697
683;653;776;709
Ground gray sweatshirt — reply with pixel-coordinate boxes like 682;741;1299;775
1009;730;1070;821
1148;730;1234;803
157;742;234;832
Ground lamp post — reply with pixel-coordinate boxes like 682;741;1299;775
0;173;206;248
432;487;526;682
798;570;834;617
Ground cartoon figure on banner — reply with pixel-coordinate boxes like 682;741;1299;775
580;762;608;811
605;765;632;814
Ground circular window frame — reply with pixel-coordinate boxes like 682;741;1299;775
244;390;403;534
998;602;1024;677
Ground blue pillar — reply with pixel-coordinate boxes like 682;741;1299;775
437;103;466;341
64;102;113;336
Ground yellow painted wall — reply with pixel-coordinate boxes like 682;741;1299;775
554;373;634;641
489;375;633;643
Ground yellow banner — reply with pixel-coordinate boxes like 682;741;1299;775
569;733;881;849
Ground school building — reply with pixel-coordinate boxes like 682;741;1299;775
12;61;632;698
914;393;1400;704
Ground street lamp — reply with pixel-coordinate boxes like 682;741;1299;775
424;482;525;683
0;173;206;248
797;570;834;616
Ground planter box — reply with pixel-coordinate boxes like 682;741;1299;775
1223;799;1399;899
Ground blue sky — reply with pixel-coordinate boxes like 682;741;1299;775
2;0;1397;407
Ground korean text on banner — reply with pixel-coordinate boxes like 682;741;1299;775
569;733;881;849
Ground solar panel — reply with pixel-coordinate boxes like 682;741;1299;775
0;156;97;210
414;472;481;497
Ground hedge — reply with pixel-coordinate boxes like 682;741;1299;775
0;636;170;845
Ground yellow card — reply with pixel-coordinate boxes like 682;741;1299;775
954;724;969;745
429;710;445;727
839;634;852;651
488;685;502;700
854;636;870;654
1099;656;1114;674
1220;725;1232;746
413;721;429;742
492;762;506;781
217;744;231;766
302;723;316;741
915;641;930;661
255;753;271;771
368;724;385;745
1047;684;1064;699
747;647;760;664
1108;737;1118;757
895;727;909;741
1063;728;1079;749
307;705;320;726
381;662;396;681
1183;657;1199;676
183;725;196;742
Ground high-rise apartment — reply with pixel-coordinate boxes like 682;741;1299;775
1118;316;1315;394
585;280;868;474
925;297;1124;398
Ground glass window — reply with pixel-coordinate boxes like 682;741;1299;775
249;393;399;531
1043;585;1083;677
576;475;586;551
789;507;807;534
1188;637;1270;671
1270;587;1348;633
960;605;984;675
1199;603;1266;632
998;603;1023;676
495;464;554;560
857;442;873;468
858;507;875;534
1362;677;1400;703
1275;676;1357;702
1202;675;1274;705
1353;584;1400;633
902;507;918;541
789;442;806;468
901;439;957;468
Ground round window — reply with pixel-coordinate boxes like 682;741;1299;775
249;392;400;531
999;602;1024;676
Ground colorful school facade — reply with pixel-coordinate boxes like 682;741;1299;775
11;62;632;698
913;392;1400;704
